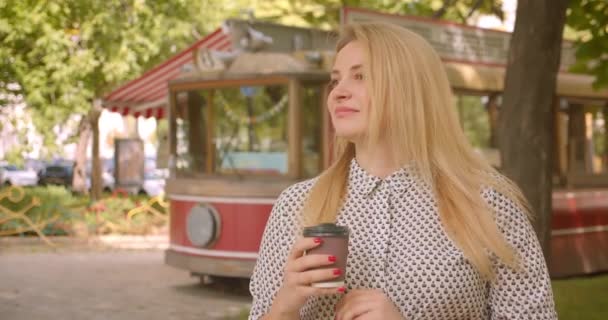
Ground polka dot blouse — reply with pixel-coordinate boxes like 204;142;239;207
248;159;557;320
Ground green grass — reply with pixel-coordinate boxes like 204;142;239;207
220;275;608;320
222;308;250;320
553;274;608;320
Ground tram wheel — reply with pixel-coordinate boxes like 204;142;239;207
195;274;251;295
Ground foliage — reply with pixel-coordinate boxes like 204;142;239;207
0;185;167;236
566;0;608;89
3;146;27;167
254;0;504;29
0;185;86;236
86;193;168;235
0;0;244;158
1;0;608;159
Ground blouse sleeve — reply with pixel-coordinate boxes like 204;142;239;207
484;189;558;320
248;189;298;320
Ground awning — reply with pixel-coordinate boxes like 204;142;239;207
102;28;231;119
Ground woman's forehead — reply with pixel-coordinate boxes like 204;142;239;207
333;41;365;72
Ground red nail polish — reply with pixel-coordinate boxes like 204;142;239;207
337;286;346;293
313;237;322;244
328;255;336;262
333;268;341;275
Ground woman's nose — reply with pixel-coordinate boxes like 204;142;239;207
331;83;352;101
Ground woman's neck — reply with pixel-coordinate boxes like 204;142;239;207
354;141;400;179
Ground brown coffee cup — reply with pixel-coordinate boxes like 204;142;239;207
302;223;350;288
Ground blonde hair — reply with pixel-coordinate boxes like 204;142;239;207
302;22;530;279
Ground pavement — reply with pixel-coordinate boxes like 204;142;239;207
0;237;253;320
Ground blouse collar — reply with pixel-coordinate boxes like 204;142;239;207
348;158;416;197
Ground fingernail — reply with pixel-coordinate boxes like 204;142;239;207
333;268;341;275
337;286;346;293
328;255;336;262
314;237;322;244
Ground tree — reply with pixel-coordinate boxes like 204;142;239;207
0;0;245;197
254;0;504;29
566;0;608;89
498;0;570;260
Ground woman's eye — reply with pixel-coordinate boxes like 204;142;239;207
354;73;364;80
329;79;338;89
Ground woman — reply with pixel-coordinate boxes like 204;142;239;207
248;22;556;320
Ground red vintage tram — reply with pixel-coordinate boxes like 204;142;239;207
103;8;608;280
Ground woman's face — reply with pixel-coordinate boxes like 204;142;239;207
327;41;370;142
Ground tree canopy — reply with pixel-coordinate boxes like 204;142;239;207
566;0;608;89
0;0;239;157
254;0;504;29
1;0;607;159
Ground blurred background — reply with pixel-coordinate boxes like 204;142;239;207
1;0;607;319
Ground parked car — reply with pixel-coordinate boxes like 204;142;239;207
38;164;114;192
138;169;167;196
0;164;38;187
38;164;73;187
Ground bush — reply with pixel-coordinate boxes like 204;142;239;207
85;195;167;235
0;186;88;236
0;185;167;237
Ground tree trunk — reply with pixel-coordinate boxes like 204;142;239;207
90;99;103;201
498;0;569;262
72;116;91;194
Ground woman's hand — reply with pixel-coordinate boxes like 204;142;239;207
268;237;345;318
335;289;404;320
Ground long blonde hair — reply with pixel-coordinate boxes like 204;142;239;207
302;22;530;279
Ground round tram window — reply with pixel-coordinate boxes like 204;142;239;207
186;204;221;247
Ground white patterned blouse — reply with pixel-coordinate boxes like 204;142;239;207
248;159;557;320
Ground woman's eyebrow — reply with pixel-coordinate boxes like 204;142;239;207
331;64;363;75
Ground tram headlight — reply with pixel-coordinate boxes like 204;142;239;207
186;204;221;247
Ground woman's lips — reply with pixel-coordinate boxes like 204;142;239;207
334;106;359;118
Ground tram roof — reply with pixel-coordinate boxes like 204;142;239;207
101;20;333;119
102;11;608;119
444;61;608;101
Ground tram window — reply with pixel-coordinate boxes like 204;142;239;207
302;85;323;178
455;95;492;149
175;91;208;173
214;85;289;175
454;94;498;167
554;104;608;187
591;109;608;173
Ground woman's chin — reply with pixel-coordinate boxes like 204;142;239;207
333;129;365;142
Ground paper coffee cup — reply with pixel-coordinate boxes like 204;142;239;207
303;223;350;288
